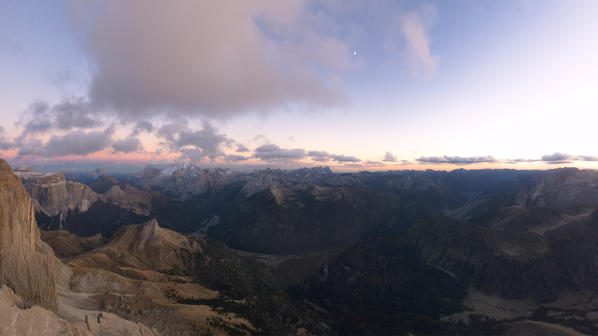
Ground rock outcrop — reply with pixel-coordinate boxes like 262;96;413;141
0;160;59;309
91;219;199;273
15;167;98;223
0;285;157;336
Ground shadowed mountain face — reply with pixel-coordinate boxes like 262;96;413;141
17;169;162;237
209;185;402;254
294;236;467;335
182;167;542;254
35;199;149;237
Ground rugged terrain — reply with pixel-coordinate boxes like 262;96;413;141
17;167;156;237
132;164;598;335
0;160;160;335
9;161;598;335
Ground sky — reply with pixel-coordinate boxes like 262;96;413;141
0;0;597;172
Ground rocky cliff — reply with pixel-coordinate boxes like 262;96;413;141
0;159;59;310
1;161;160;335
15;167;98;223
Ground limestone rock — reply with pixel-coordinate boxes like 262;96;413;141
15;167;99;222
0;285;158;336
0;159;59;309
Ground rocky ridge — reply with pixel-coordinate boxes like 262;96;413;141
1;159;160;335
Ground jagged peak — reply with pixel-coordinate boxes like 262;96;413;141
141;218;160;231
137;218;161;249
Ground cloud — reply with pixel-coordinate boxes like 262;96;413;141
19;101;53;136
307;150;330;162
112;137;142;153
343;163;363;168
177;149;205;162
541;152;574;162
511;158;539;163
52;98;100;130
18;99;101;140
170;122;230;159
38;128;113;157
330;154;360;162
156;121;231;161
540;153;598;164
180;148;248;163
254;144;306;161
236;144;250;153
226;154;249;162
16;139;42;157
0;127;14;150
398;4;438;76
307;150;360;163
67;0;349;119
8;1;444;165
157;121;189;142
578;155;598;162
383;151;397;162
131;120;154;136
417;155;497;164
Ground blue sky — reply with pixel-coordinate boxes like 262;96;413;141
1;0;597;171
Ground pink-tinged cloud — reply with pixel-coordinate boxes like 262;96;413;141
399;4;438;76
67;0;350;119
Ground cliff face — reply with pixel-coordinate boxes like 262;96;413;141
15;168;99;222
0;159;59;309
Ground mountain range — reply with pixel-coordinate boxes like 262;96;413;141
4;160;598;334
